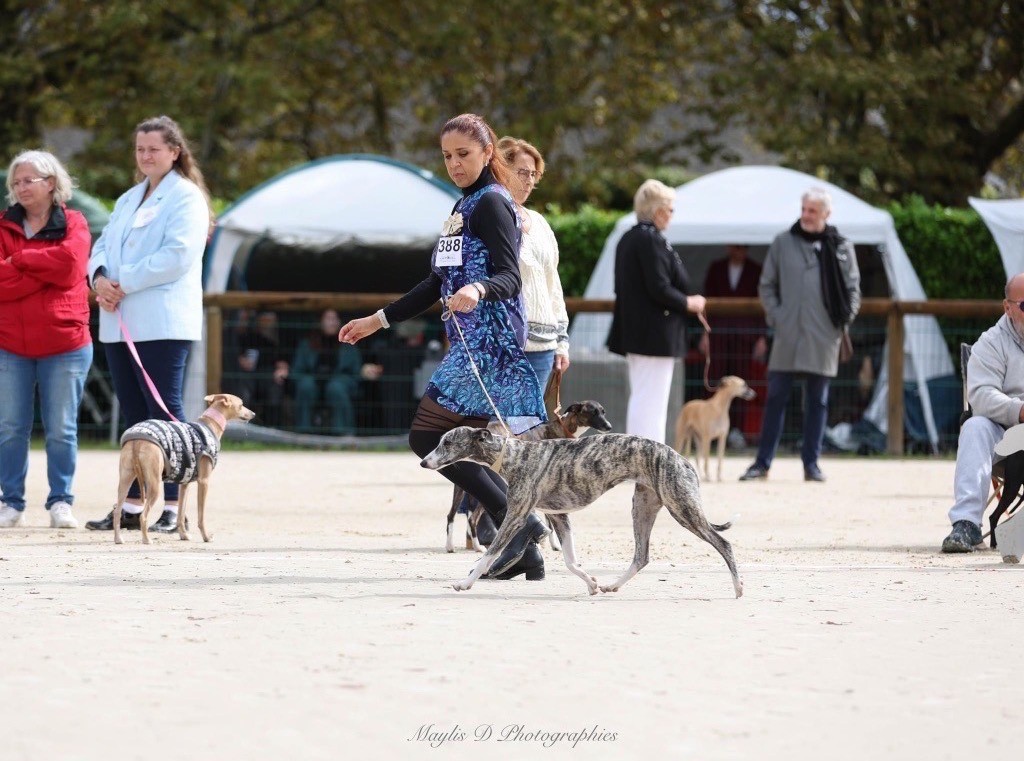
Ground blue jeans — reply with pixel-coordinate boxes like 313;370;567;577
753;371;830;470
526;350;555;393
0;344;93;511
105;340;190;502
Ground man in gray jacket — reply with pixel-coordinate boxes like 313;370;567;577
740;188;861;482
943;272;1024;552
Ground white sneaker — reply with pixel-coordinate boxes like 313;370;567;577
0;505;25;528
49;501;78;529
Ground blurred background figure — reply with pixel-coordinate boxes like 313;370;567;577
699;244;767;446
231;310;289;427
608;179;706;444
498;136;570;390
292;308;379;435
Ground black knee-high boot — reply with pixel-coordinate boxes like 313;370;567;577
410;429;546;580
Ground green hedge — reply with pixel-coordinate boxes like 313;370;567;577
887;196;1003;300
546;197;1004;299
546;205;625;296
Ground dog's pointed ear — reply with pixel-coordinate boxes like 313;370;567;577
565;403;582;415
474;428;494;443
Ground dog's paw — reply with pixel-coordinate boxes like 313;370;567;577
599;584;620;594
452;579;472;592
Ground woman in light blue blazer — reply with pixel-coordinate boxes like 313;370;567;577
84;116;212;535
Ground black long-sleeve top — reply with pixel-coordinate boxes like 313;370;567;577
382;167;520;325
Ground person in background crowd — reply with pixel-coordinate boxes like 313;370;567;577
292;308;380;435
497;136;569;390
0;151;93;529
232;310;289;427
85;115;212;534
699;244;767;442
739;188;861;483
339;113;549;581
608;179;706;444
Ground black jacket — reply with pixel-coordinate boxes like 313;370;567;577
607;222;693;357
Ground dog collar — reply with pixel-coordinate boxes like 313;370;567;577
201;406;228;430
491;436;509;474
555;410;575;438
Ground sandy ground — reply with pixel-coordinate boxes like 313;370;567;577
1;446;1021;761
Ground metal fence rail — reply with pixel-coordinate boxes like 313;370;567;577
75;294;1003;454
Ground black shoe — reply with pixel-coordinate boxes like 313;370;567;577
85;509;141;531
485;543;545;580
739;463;769;481
941;520;983;553
476;511;498;546
488;513;550;577
804;464;826;482
148;510;188;533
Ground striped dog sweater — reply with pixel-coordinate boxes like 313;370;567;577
120;420;220;484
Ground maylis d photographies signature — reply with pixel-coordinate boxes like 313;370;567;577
408;723;618;749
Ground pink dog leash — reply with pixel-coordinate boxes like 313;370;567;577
114;306;179;423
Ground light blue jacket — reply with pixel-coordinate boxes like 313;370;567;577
88;170;209;343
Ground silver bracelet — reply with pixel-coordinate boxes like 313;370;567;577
375;309;390;329
472;282;487;299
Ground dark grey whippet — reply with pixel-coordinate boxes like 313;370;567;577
422;427;743;597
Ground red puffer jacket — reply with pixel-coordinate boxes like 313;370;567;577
0;204;92;358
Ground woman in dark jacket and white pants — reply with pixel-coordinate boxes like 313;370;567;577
607;179;706;443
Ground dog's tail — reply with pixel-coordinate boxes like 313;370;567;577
711;521;732;532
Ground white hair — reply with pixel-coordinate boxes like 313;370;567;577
634;179;675;223
802;187;832;213
6;150;75;206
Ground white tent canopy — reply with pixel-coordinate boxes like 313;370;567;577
571;165;955;446
969;197;1024;278
204;154;459;294
184;155;458;419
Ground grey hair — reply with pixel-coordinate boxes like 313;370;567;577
6;150;75;206
801;187;832;213
634;179;675;223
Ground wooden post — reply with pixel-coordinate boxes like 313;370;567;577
886;305;905;455
205;306;223;396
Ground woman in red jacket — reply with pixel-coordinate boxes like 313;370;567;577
0;151;93;529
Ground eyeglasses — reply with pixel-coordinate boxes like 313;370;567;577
11;177;48;189
515;169;542;182
1006;299;1024;313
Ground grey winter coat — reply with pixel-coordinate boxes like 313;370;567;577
759;228;861;377
968;315;1024;428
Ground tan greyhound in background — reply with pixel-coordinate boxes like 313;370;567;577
113;394;254;545
674;376;756;482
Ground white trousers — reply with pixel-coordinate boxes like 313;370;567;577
625;354;676;444
949;415;1002;526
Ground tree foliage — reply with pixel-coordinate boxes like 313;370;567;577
711;1;1024;205
0;1;1021;207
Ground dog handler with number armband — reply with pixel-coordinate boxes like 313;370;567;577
84;116;212;535
339;113;549;581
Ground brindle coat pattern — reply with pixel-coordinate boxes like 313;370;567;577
423;427;743;597
445;401;613;553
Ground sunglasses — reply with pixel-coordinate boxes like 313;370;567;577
1007;299;1024;313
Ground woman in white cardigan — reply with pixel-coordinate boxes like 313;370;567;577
497;136;570;390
